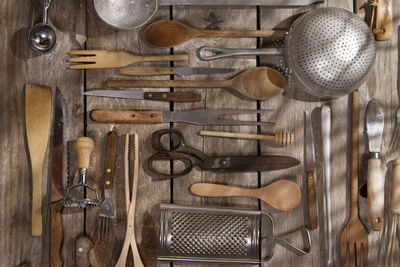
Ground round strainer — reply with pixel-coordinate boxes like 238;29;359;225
286;7;376;97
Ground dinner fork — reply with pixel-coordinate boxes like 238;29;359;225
68;50;188;69
98;129;118;241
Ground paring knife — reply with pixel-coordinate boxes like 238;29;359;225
50;88;67;267
83;90;201;102
304;111;318;230
120;66;236;76
366;99;385;230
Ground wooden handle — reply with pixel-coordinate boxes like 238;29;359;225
368;158;384;230
391;158;400;214
75;236;94;267
374;0;393;40
198;29;286;38
120;66;179;76
199;130;293;145
74;137;95;169
50;201;63;267
350;91;359;217
25;84;52;237
104;129;118;189
143;92;201;102
307;171;318;230
136;54;188;62
91;109;163;124
106;79;230;89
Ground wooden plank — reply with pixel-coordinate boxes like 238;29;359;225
172;5;258;267
0;0;85;266
84;2;171;266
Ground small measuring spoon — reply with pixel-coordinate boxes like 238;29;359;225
28;0;56;53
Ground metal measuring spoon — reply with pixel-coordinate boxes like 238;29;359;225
28;0;56;53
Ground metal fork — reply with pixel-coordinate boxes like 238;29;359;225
98;129;118;241
68;50;188;69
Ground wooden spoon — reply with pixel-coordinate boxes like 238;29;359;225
106;67;285;101
190;180;301;211
144;20;286;48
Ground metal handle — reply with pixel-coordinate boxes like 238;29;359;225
160;0;323;6
198;46;283;61
43;0;52;24
321;105;333;267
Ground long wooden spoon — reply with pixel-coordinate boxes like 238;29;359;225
144;20;286;48
107;67;285;101
190;180;301;211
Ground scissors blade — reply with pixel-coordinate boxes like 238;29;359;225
202;155;300;172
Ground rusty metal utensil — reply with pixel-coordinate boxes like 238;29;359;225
339;91;369;267
198;7;376;99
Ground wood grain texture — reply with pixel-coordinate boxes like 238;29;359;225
25;84;52;237
90;109;164;124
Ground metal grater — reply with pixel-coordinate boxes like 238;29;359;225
158;204;310;264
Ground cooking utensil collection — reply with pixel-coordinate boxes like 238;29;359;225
23;2;399;266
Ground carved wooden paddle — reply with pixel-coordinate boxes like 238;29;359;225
190;180;301;211
25;84;52;236
144;20;286;48
107;67;286;101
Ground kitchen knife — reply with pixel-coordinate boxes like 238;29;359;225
304;111;318;230
119;66;236;76
50;88;67;267
83;90;201;102
366;99;385;230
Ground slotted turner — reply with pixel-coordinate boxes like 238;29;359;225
339;91;369;267
68;50;188;69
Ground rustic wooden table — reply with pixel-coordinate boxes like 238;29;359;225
1;0;399;266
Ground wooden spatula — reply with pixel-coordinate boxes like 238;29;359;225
25;84;52;236
190;179;301;211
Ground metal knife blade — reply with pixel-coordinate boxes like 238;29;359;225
366;99;384;154
84;90;145;99
204;155;300;172
304;110;318;230
305;111;315;171
50;88;67;267
51;89;67;202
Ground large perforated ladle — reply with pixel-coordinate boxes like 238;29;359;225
93;0;323;30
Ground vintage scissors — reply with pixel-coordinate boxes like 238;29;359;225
147;129;300;179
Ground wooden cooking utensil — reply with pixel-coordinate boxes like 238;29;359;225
107;67;286;101
144;20;286;48
68;50;188;69
25;84;52;236
199;130;294;145
339;91;368;267
190;180;301;211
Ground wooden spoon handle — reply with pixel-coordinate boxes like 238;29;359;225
25;84;52;237
350;91;359;217
106;79;230;89
134;54;188;63
391;158;400;214
197;29;286;38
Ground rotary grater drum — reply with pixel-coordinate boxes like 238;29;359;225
159;204;271;264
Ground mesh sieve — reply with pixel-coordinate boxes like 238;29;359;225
286;7;376;97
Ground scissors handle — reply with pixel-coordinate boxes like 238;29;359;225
147;153;193;179
151;128;185;152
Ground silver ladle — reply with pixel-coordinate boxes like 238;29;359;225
28;0;56;53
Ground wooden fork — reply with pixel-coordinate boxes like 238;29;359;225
68;50;188;69
339;91;369;267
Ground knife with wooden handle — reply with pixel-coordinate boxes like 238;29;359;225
50;89;67;267
366;99;385;230
25;84;52;236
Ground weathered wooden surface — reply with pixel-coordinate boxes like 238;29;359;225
1;0;399;266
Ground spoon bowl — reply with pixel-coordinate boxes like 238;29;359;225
28;23;57;53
